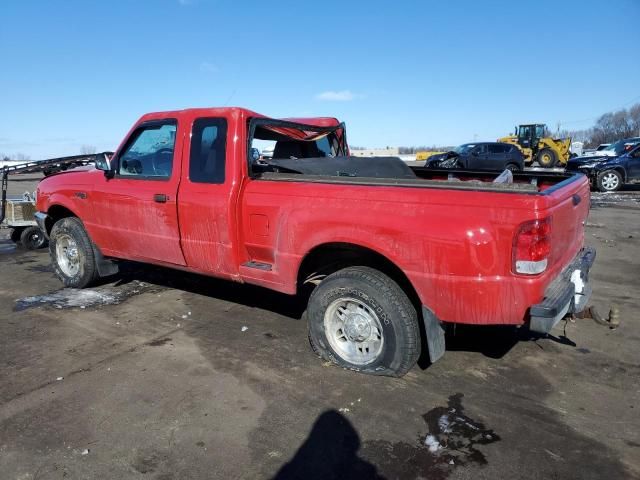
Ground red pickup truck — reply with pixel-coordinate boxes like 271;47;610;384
35;107;595;377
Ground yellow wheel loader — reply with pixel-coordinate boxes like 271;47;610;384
498;124;571;168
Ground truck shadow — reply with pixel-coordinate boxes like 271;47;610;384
112;260;310;320
112;261;578;367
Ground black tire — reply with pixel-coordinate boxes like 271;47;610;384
597;169;623;192
49;217;99;288
10;227;24;243
505;163;520;172
307;266;420;377
20;226;47;250
536;148;557;168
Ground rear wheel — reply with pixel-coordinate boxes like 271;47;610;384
536;148;557;168
50;217;99;288
307;266;420;377
505;163;520;172
597;170;622;192
20;226;47;250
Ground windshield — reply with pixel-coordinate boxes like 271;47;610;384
452;144;477;154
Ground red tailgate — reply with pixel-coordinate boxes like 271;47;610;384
543;176;591;278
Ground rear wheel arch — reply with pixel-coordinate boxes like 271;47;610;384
296;242;422;310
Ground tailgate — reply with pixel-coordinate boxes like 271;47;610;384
544;176;591;273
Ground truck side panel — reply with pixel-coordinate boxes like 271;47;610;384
238;178;582;326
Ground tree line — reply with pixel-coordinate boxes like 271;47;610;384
560;103;640;147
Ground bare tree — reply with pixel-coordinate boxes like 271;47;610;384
80;145;97;155
557;103;640;148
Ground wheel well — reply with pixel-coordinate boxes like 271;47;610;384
297;242;422;311
45;205;76;234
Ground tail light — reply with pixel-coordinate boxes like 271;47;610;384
512;217;552;275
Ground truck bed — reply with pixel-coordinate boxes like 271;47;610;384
257;160;578;195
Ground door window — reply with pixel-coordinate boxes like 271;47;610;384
189;118;228;183
519;126;531;139
473;144;487;154
488;144;508;154
118;121;177;178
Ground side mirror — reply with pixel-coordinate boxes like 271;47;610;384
94;152;114;178
472;151;479;157
94;152;111;171
250;148;261;162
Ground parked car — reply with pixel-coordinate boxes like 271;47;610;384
426;142;524;171
582;138;640;157
35;107;594;377
566;144;640;192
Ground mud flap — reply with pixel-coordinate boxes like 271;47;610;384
92;244;119;277
422;306;446;363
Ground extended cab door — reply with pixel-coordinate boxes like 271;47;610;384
88;119;186;265
176;114;239;276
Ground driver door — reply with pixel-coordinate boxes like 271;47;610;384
87;119;186;265
627;147;640;180
517;126;533;149
469;144;489;169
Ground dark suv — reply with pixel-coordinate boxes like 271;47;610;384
427;142;524;171
566;144;640;192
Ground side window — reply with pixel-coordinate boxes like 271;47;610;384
315;136;333;157
488;144;502;154
189;118;228;184
118;122;176;178
473;144;486;154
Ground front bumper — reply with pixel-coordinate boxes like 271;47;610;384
529;247;596;334
34;212;49;239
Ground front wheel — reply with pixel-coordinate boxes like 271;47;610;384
536;148;557;168
20;226;47;250
307;266;420;377
597;170;622;192
50;217;99;288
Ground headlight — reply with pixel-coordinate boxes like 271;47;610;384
579;163;597;169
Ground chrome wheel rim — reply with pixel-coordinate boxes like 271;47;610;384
601;172;619;191
324;297;384;365
29;231;42;246
55;233;80;277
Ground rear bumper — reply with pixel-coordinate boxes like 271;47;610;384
529;246;596;333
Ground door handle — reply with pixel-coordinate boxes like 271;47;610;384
154;194;168;203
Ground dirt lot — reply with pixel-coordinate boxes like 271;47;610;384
1;175;639;479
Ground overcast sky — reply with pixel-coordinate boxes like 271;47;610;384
1;0;639;158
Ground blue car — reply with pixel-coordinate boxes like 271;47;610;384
566;144;640;192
